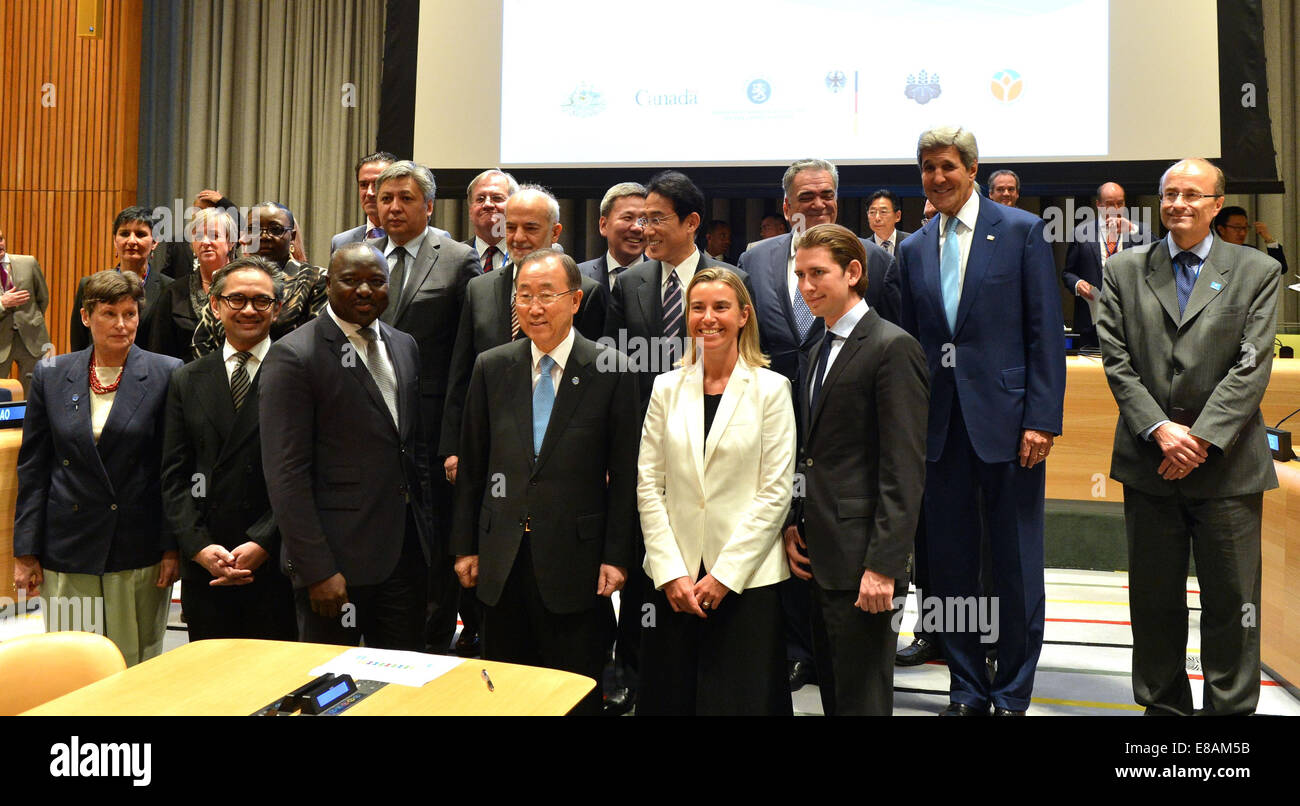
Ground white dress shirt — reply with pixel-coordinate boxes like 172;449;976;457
222;336;271;383
661;249;702;301
938;191;981;289
530;325;576;394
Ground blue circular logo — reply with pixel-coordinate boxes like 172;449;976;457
747;79;772;104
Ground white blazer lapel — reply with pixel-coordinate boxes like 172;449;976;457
703;360;752;470
683;365;706;492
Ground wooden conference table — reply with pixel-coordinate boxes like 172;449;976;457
21;639;595;716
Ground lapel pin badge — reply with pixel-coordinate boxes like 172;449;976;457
571;377;580;385
986;234;995;240
1210;281;1223;291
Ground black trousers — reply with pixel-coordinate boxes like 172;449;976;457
1124;486;1263;716
424;473;461;652
637;581;791;716
481;537;613;716
811;581;900;716
295;520;429;651
183;570;297;642
609;563;650;692
780;576;816;664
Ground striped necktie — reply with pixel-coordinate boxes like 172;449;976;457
359;326;399;428
230;351;252;411
662;269;683;340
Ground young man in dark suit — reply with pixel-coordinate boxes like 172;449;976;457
736;159;899;691
452;248;639;715
260;242;436;650
161;256;295;641
784;224;928;715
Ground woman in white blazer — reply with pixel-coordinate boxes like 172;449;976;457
636;266;796;715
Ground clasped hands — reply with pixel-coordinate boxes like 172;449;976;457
1153;422;1210;480
663;573;732;618
194;542;268;587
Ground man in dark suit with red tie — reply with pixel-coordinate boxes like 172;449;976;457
464;169;518;274
1062;182;1150;348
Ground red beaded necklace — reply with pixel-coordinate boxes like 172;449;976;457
88;349;126;394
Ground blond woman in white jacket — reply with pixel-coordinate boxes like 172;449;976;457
636;267;796;715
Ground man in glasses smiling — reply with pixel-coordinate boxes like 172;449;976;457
162;255;297;642
1098;158;1281;716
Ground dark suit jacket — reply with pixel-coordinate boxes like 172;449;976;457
578;254;611;289
793;308;928;589
1061;222;1150;335
161;348;285;584
897;197;1066;464
450;333;640;614
871;229;911;255
1267;243;1287;275
70;266;174;354
603;252;750;408
1097;236;1280;498
148;274;204;362
371;230;480;458
738;232;900;383
259;313;435;588
13;347;182;574
439;263;609;457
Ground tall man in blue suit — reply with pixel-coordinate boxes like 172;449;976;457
897;126;1066;716
737;158;900;690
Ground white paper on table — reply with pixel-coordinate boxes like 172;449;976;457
1288;281;1300;294
310;647;464;688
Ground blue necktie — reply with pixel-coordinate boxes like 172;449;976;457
810;333;836;412
367;226;384;240
532;355;556;456
791;287;816;342
1174;251;1198;316
940;216;961;334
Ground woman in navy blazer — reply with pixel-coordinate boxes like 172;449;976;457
13;270;183;665
636;267;796;715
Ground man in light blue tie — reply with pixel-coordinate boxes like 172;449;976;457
1097;158;1280;715
451;247;640;715
896;126;1066;716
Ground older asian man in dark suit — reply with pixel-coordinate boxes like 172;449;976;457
365;161;480;654
452;248;639;715
578;182;647;290
736;159;899;690
1098;159;1280;715
866;189;911;258
1062;182;1150;348
260;242;436;650
440;186;607;655
897;126;1066;716
162;257;296;641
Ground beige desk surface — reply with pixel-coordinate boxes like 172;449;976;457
21;639;595;716
1048;355;1300;502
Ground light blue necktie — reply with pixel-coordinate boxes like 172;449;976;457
940;216;962;334
532;355;556;456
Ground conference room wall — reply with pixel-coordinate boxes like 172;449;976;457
0;0;144;358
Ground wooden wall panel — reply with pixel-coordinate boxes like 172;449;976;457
0;0;143;359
